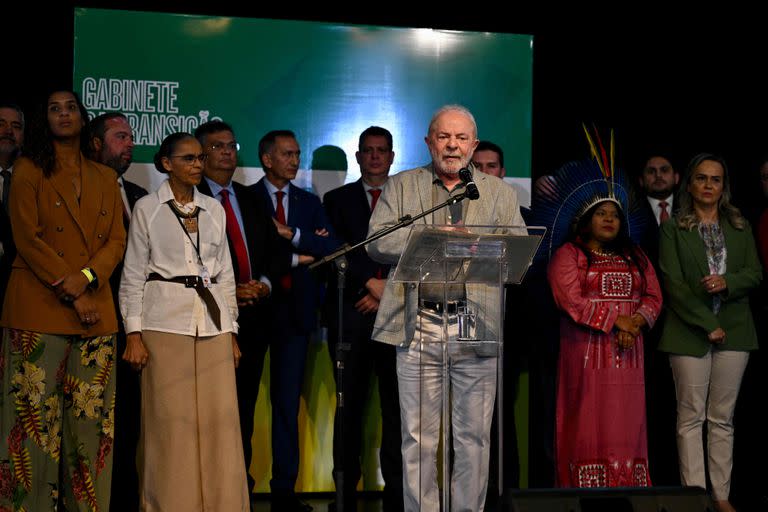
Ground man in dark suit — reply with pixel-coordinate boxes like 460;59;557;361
194;120;286;503
0;102;24;315
636;153;680;487
471;141;521;504
323;126;402;512
88;112;148;512
252;130;339;512
638;155;679;264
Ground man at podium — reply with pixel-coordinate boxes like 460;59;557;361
367;104;525;511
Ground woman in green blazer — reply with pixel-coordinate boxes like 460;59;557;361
658;153;761;512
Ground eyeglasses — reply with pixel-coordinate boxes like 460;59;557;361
170;154;207;164
209;141;240;152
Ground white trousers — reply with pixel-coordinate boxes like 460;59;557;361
396;309;497;512
669;349;749;501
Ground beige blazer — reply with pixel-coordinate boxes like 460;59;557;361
367;165;525;346
1;155;126;335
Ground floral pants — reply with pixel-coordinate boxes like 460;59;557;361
0;329;115;512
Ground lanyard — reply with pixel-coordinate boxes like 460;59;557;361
167;201;203;266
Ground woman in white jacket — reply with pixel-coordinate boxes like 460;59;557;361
119;132;248;511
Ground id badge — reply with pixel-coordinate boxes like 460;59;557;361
200;266;212;288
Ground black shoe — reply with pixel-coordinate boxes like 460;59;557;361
271;493;313;512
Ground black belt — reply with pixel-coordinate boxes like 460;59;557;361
147;273;221;329
419;299;466;315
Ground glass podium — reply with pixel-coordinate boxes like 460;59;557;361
391;224;544;511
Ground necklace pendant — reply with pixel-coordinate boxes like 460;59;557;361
183;217;198;233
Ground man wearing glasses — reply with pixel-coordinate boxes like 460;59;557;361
195;120;286;505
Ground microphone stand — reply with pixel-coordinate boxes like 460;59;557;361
309;190;475;512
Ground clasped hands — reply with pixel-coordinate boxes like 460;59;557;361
614;313;646;349
53;271;99;326
236;280;270;307
354;278;386;315
701;274;726;295
701;274;727;344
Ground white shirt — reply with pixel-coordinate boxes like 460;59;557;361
118;176;131;221
263;179;302;267
119;180;238;336
647;195;674;225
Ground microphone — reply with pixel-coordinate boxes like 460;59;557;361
459;168;480;200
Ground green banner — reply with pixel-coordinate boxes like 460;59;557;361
74;8;532;180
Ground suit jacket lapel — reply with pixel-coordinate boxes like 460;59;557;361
354;180;371;218
679;226;710;277
722;219;740;264
256;179;276;217
48;160;88;244
464;172;489;225
287;183;300;226
78;161;101;246
196;179;213;199
416;167;433;222
235;182;257;253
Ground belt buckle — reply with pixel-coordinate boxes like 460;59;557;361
420;300;442;314
184;276;198;288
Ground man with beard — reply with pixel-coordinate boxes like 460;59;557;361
90;112;148;223
88;112;147;512
367;105;524;512
637;153;680;488
640;155;678;229
0;102;24;313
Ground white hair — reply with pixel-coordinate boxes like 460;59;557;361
427;104;477;138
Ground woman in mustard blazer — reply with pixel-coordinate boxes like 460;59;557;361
0;90;125;511
658;153;761;512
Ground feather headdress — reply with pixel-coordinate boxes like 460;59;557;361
530;126;647;260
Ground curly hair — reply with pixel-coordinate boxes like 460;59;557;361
23;90;90;177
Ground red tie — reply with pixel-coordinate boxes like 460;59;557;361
275;190;292;290
369;188;381;211
659;200;670;223
219;189;252;283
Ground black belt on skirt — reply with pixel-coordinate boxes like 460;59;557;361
146;273;221;329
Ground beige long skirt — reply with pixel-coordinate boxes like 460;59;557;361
139;330;249;511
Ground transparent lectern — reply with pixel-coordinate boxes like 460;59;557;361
391;224;544;511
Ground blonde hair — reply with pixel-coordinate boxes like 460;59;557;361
675;153;745;230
